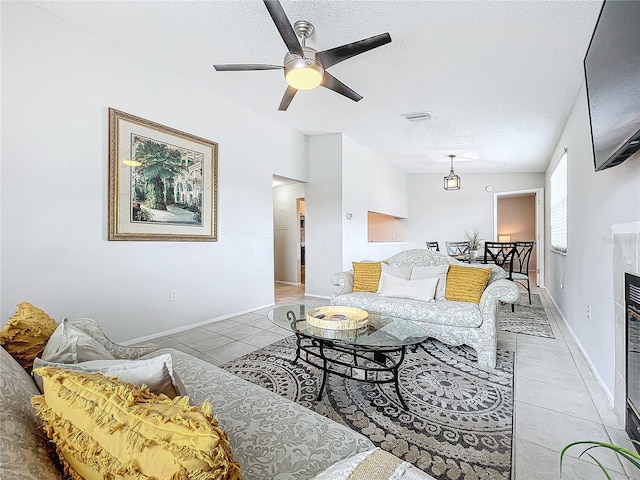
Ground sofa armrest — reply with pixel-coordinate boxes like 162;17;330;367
314;448;437;480
69;318;157;359
331;271;354;296
479;279;520;316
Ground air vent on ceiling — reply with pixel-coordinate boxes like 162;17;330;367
402;111;432;122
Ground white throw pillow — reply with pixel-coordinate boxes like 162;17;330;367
378;274;439;302
41;318;114;364
410;265;449;300
32;353;184;398
377;264;413;292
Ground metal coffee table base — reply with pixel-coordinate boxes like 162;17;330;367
291;334;410;410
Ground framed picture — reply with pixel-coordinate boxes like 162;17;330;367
108;108;218;241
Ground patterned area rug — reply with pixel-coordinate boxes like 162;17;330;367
222;336;514;480
499;293;555;338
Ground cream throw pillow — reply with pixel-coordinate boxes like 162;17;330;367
377;264;413;292
41;318;114;364
378;274;439;302
32;353;184;398
410;265;449;300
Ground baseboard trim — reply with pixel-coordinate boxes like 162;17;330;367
121;302;275;346
303;293;330;300
545;291;614;407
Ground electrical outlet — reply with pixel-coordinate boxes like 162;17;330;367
169;290;177;302
587;304;591;320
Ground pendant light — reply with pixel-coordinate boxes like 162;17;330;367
444;154;461;191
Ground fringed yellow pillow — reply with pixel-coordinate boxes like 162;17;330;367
31;367;242;480
445;265;492;304
352;262;383;292
0;302;58;370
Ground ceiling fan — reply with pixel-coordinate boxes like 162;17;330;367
213;0;392;111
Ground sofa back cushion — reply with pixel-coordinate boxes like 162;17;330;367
386;249;452;269
386;249;506;285
32;367;242;480
0;346;63;480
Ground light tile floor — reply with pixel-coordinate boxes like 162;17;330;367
148;281;639;480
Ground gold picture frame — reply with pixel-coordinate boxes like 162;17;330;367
108;108;218;241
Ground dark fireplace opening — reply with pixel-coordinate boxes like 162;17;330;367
625;272;640;453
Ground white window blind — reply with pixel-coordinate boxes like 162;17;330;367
550;150;567;254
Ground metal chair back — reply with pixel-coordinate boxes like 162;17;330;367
514;241;535;275
445;241;470;256
483;242;517;275
425;241;439;251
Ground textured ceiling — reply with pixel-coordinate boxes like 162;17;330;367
33;0;603;173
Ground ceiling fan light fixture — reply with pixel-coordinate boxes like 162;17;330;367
284;56;324;90
444;154;461;191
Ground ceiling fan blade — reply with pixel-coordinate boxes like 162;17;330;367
214;64;282;71
316;33;391;69
263;0;304;57
321;73;362;102
278;86;298;111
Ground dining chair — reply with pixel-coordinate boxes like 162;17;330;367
483;241;518;311
512;241;535;305
425;241;440;251
445;241;470;262
482;242;517;272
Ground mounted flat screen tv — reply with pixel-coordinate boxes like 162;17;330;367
584;0;640;171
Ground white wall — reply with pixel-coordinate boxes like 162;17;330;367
544;84;640;396
305;134;409;297
341;136;408;267
305;134;344;297
0;3;308;342
273;183;305;284
406;173;545;253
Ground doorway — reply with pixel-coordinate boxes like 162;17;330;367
272;176;306;286
493;188;544;287
298;198;305;284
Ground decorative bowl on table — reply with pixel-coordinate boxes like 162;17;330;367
306;324;367;340
306;306;369;330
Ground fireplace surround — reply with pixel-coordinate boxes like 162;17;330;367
626;272;640;451
613;222;640;435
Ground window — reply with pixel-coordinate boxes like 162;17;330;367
550;150;567;254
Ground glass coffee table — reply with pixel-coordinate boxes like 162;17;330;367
268;304;429;410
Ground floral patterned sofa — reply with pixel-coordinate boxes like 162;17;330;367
1;318;435;480
331;249;519;368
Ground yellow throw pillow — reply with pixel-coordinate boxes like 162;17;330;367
445;265;492;304
31;367;242;480
0;302;58;370
352;262;383;292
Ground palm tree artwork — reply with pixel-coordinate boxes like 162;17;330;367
130;136;203;225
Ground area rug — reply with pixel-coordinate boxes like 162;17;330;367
221;336;514;480
499;293;555;338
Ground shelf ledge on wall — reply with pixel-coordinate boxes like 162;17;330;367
367;241;409;245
